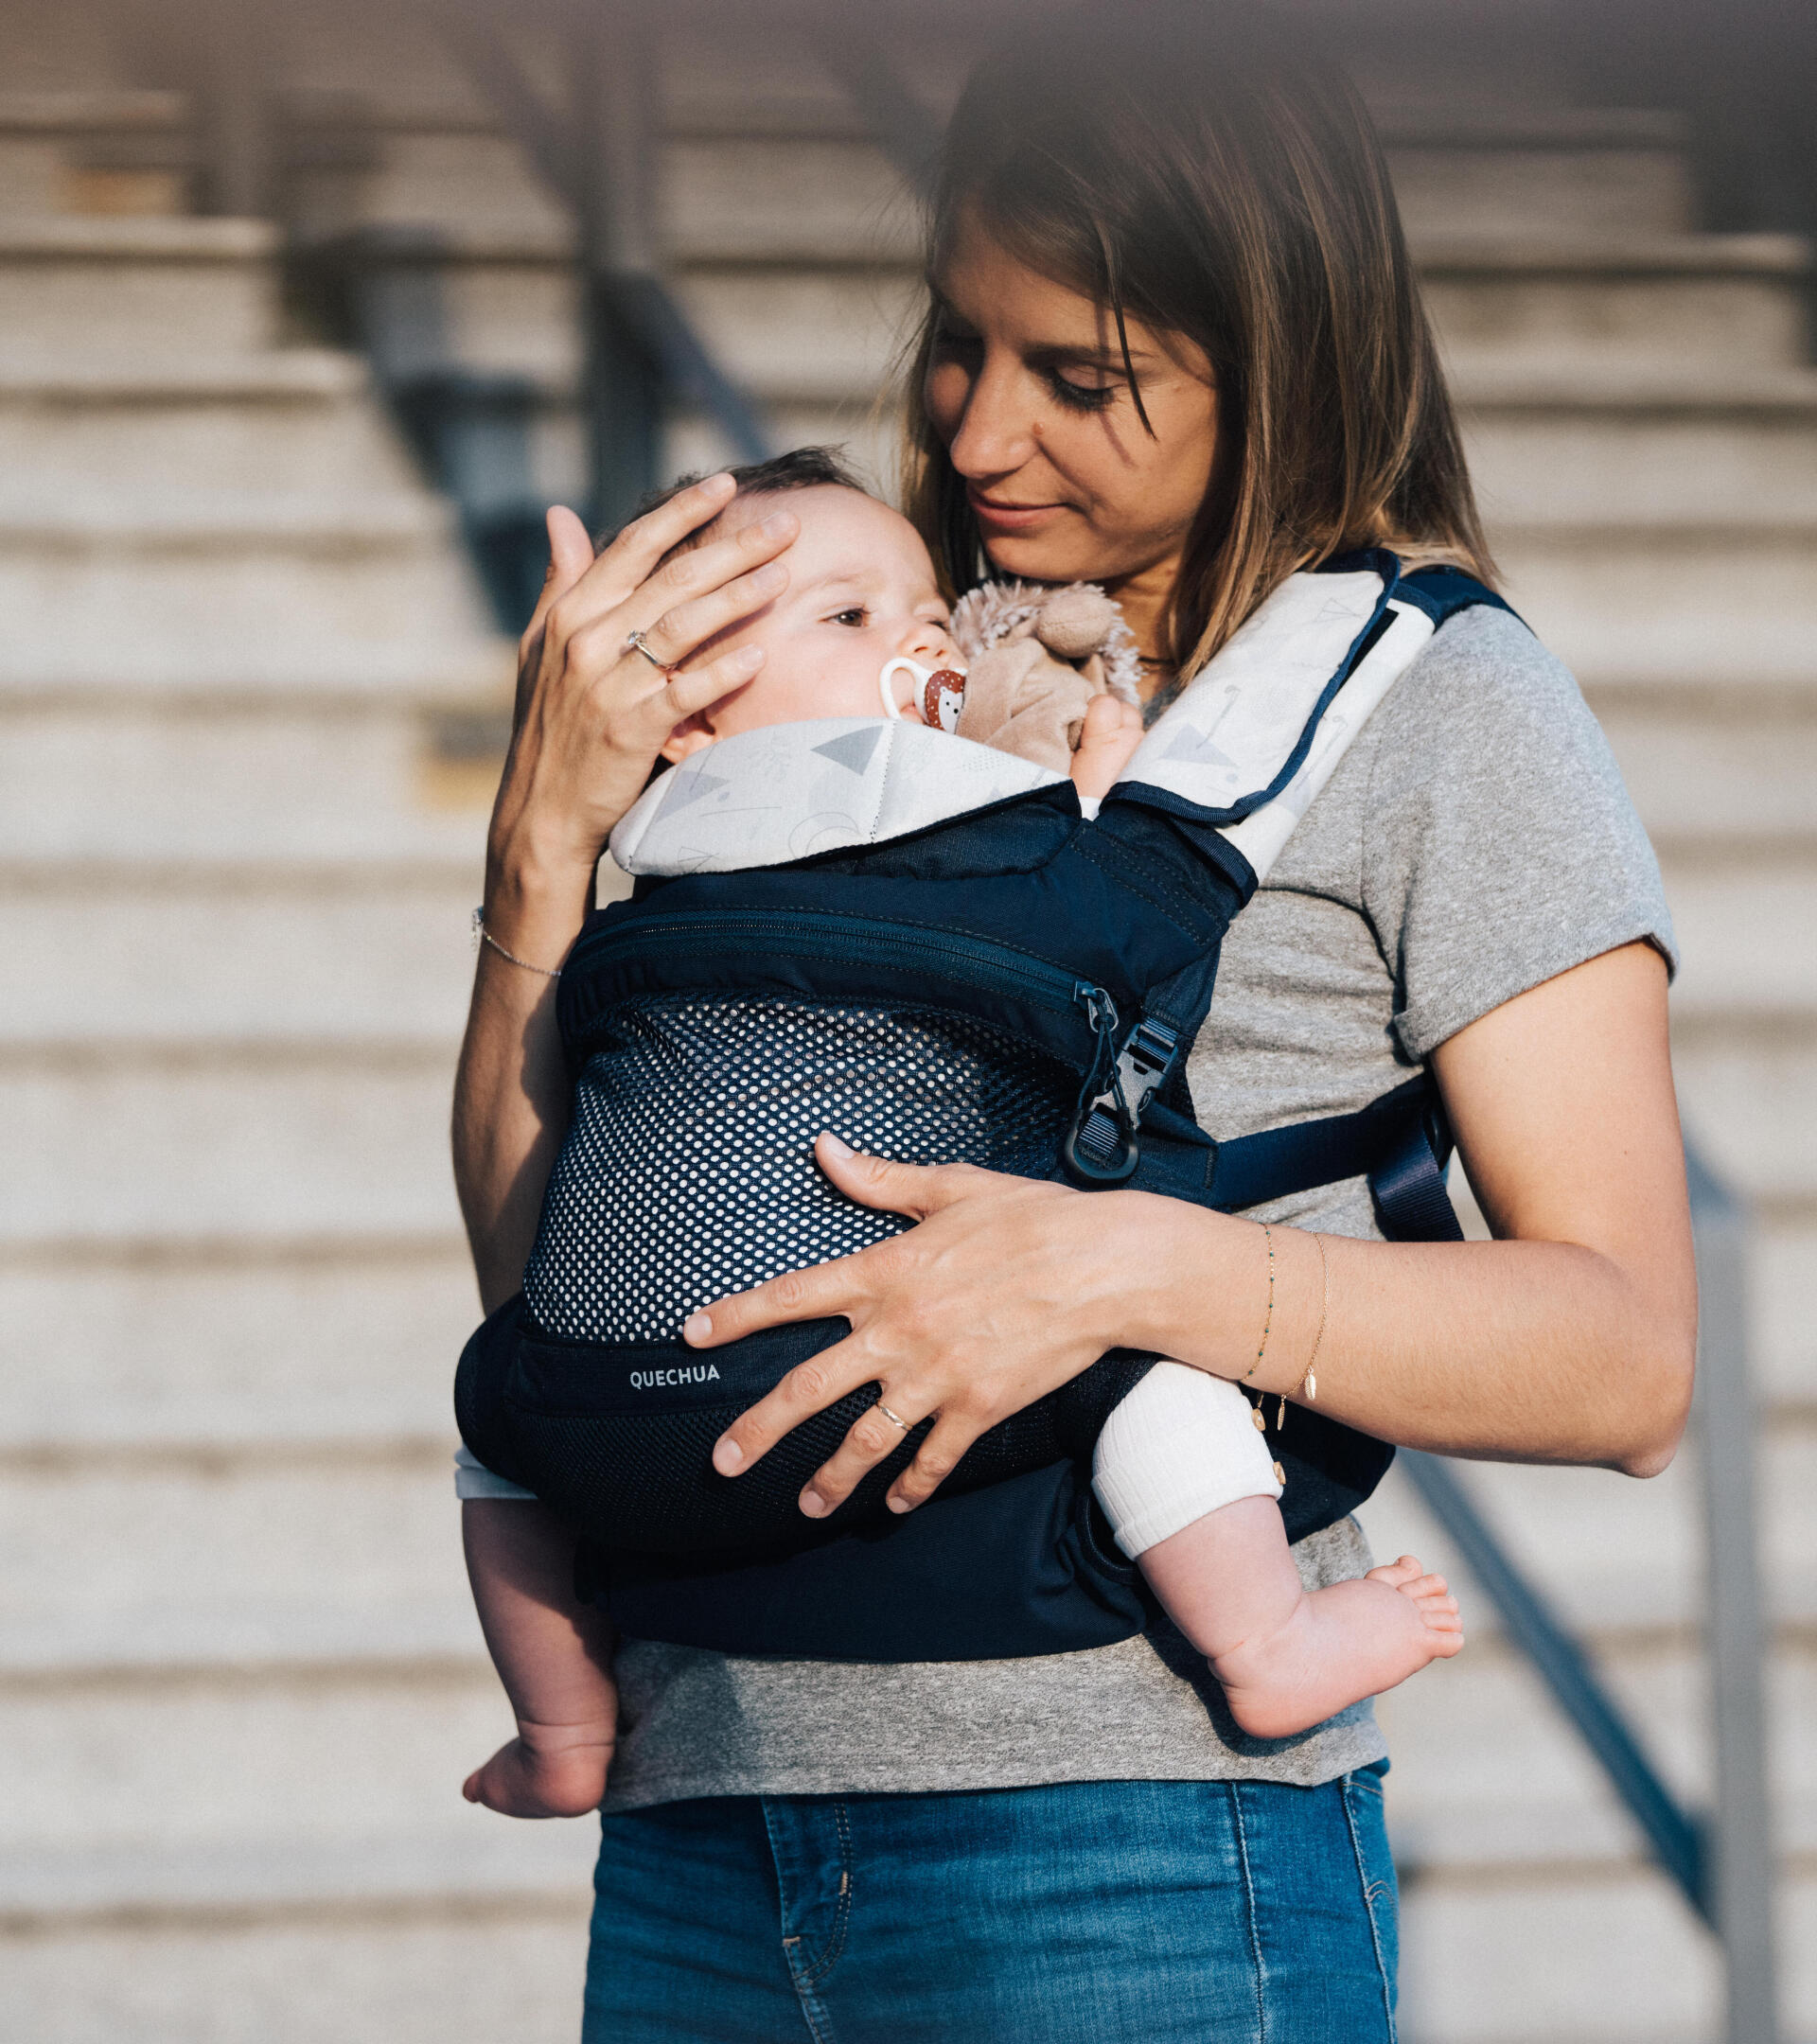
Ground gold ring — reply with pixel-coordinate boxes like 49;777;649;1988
625;627;667;671
874;1401;913;1435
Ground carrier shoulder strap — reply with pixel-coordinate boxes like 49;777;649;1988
1066;557;1513;1189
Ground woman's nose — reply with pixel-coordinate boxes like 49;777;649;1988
944;352;1038;481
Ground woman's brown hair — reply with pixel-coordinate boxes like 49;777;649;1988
904;1;1495;678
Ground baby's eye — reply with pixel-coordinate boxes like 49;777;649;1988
827;607;870;627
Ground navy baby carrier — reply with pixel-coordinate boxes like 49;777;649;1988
457;553;1511;1661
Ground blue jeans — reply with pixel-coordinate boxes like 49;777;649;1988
583;1767;1398;2042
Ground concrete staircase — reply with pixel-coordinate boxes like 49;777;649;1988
1343;101;1817;2044
5;10;1813;2041
0;69;601;2044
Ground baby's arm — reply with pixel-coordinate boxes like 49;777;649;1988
1069;692;1145;801
462;1498;619;1818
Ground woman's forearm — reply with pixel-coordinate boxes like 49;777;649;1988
452;858;592;1312
1129;1204;1695;1477
1132;948;1697;1477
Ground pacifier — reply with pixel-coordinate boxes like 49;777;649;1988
879;657;967;733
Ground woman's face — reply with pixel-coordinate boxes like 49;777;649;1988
923;209;1220;608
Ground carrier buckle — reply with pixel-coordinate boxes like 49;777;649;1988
1062;1006;1179;1188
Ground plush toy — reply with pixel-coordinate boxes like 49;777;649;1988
947;579;1143;774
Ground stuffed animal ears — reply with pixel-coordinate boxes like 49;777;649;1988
1031;586;1120;661
950;579;1143;707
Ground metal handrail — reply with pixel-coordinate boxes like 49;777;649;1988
1398;1447;1709;1914
1403;1143;1778;2043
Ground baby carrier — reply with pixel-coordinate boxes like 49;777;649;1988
457;553;1512;1661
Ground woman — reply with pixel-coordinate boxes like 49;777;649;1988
453;9;1694;2037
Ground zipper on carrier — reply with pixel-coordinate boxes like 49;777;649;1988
575;907;1103;1021
575;906;1171;1189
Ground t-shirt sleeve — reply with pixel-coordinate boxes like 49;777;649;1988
1360;606;1677;1064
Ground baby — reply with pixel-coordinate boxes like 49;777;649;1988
460;451;1460;1820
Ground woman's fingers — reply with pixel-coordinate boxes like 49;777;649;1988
520;506;595;654
810;1134;994;1222
514;506;600;719
795;1388;941;1518
630;556;790;671
702;1319;883;1477
548;475;788;656
584;469;737;605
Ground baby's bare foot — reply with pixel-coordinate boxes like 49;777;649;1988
463;1724;614;1820
1211;1552;1463;1740
1365;1552;1466;1652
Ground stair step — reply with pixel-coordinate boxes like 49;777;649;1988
0;1452;478;1676
11;1423;1817;1681
1396;1869;1726;2043
1604;712;1817;848
7;1025;1787;1245
0;1048;463;1242
0;550;509;697
1491;530;1817;693
0;703;493;862
1670;1021;1817;1202
0;216;280;360
8;1910;592;2044
0;357;438;502
336;238;1817;414
0;1245;478;1452
0;868;481;1043
0;87;186;220
1660;857;1817;1015
1380;109;1696;239
1425;236;1813;380
0;1670;595;1902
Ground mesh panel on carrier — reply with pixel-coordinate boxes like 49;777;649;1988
523;996;1076;1343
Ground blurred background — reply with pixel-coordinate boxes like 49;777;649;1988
1;0;1812;2037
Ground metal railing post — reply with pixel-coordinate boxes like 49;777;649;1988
1687;1146;1780;2044
194;0;273;219
573;1;663;534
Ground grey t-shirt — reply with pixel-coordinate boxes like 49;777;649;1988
600;605;1676;1813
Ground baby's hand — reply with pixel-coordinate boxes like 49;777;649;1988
463;1715;616;1820
1070;693;1144;802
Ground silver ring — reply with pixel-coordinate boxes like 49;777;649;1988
625;627;667;671
874;1401;913;1435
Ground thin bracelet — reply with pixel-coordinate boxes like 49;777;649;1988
1278;1231;1330;1430
471;907;562;980
1243;1223;1275;1382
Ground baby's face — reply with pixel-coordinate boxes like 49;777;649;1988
662;485;959;757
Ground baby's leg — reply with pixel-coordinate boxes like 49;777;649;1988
1094;1364;1461;1739
1139;1500;1462;1738
462;1498;619;1817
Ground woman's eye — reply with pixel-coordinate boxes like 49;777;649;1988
1047;371;1118;414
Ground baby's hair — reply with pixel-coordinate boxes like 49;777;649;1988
601;445;868;558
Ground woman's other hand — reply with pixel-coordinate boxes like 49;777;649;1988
683;1136;1197;1519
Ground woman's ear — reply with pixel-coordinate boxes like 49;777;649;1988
659;714;716;765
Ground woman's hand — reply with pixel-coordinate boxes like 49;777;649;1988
454;481;801;1304
685;1136;1184;1517
483;476;801;955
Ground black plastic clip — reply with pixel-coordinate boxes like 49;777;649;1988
1062;993;1180;1188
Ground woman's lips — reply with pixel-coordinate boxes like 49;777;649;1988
966;489;1068;533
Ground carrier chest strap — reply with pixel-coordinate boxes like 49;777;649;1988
1190;1074;1466;1243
